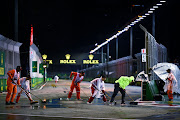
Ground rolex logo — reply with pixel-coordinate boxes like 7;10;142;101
89;54;94;60
83;54;99;64
65;54;71;60
60;54;76;64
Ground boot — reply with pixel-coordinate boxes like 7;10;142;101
5;102;10;105
10;102;16;105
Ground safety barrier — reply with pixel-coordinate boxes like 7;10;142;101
31;77;52;89
31;78;44;88
0;34;22;92
46;78;53;81
0;79;7;92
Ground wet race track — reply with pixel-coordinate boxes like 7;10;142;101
1;80;180;120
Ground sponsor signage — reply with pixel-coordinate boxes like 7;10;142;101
83;54;99;64
59;54;99;65
39;63;44;75
32;61;37;72
0;51;5;76
60;54;76;64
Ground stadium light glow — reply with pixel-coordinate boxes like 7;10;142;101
150;8;155;11
89;0;167;54
153;6;159;9
148;11;153;13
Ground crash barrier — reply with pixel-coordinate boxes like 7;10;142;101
0;79;7;92
30;78;52;89
31;78;44;89
83;56;134;83
0;34;22;92
46;78;53;81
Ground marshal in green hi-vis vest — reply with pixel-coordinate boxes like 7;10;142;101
115;76;134;89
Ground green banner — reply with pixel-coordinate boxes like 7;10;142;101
0;51;5;76
32;61;37;72
39;63;44;75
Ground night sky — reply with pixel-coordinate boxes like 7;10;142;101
0;0;179;64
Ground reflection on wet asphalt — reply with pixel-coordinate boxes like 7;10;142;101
0;114;80;120
1;97;112;120
5;98;66;110
4;97;137;111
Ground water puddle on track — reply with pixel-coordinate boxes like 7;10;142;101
5;97;130;110
5;98;67;110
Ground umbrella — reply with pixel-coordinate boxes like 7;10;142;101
135;71;149;82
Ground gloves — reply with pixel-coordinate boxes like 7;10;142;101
12;80;15;84
101;90;106;96
74;81;78;86
102;90;105;93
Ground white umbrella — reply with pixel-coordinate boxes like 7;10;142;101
152;63;180;93
135;71;149;82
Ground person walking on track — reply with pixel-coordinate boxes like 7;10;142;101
67;71;85;100
54;75;59;83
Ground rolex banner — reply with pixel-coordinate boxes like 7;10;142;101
32;61;37;72
0;51;5;76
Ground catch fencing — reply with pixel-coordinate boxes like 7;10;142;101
139;25;167;80
83;56;135;83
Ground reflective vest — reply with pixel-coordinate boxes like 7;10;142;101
115;76;134;89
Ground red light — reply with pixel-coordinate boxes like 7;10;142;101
30;24;33;46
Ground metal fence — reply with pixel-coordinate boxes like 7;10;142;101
83;56;134;82
0;34;22;92
140;25;167;80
